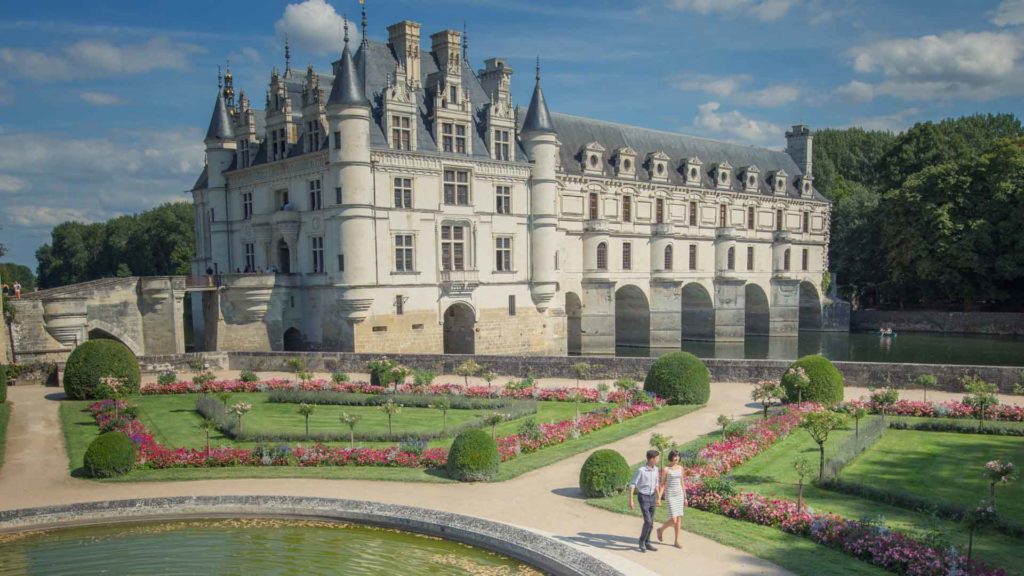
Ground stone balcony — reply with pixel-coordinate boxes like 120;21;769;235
583;219;609;233
716;227;740;240
439;269;480;295
651;223;674;236
774;230;792;243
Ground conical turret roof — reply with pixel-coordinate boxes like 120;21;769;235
205;90;234;141
522;63;556;135
328;34;368;108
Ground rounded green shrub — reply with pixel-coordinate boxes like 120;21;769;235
63;340;141;400
446;429;500;482
643;351;710;405
579;449;631;498
83;431;136;478
781;354;844;405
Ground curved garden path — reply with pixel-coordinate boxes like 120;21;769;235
0;382;791;575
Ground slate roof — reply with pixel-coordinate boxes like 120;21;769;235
327;39;368;107
522;76;555;135
205;91;234;141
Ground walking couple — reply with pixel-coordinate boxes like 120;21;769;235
628;448;686;552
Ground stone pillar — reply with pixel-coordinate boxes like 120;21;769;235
580;280;615;355
767;335;799;359
650;280;682;350
714;278;745;342
770;278;800;336
140;277;179;355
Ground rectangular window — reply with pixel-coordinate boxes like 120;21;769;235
441;225;466;271
495;185;511;214
803;212;810;233
455;124;467;154
689;244;697;270
333;131;341;150
656;199;665;224
393;177;413;209
307;120;321;152
335;187;342;205
391;115;412;150
727;247;736;270
588;193;598;219
719;204;727;227
338;254;344;272
441;122;453;152
494;129;511;161
395;295;404;316
784;249;791;271
747;207;755;229
311;236;324;273
776;209;783;231
309;179;322;211
244;243;255;272
508;295;516;316
622;242;632;271
449;85;459;105
242;192;253;220
495;236;512;272
622;196;632;222
747;246;754;271
443;169;470;205
395;234;415;272
802;248;809;271
689;201;697;226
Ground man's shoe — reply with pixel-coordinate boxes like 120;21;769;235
637;544;647;553
645;543;658;551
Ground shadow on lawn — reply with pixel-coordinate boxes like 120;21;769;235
551;486;586;500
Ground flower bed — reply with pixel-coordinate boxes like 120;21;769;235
87;395;661;471
678;404;1005;576
842;399;1024;422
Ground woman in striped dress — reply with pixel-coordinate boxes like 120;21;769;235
656;449;686;548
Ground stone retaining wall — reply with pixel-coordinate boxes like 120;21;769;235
0;496;646;576
139;351;1024;393
852;310;1024;336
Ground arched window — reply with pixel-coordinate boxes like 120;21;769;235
727;246;736;270
596;242;608;270
783;248;791;271
664;244;674;271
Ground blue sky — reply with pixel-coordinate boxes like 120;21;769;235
1;0;1023;269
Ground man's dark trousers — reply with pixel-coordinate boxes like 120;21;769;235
638;492;657;546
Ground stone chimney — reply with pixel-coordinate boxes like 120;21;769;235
388;20;422;88
431;29;462;74
478;58;513;106
785;124;813;179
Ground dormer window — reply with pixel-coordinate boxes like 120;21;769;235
391;114;413;151
614;147;637;179
743;165;760;193
685;157;703;186
582;142;606;175
773;169;789;195
714;162;732;190
647;151;670;183
800;176;813;198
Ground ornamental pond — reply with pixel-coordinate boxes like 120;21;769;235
0;519;539;576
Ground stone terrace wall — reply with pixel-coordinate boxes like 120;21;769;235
852;310;1024;336
139;351;1024;394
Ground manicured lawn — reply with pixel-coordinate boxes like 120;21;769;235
0;402;9;469
840;429;1024;524
59;396;698;483
733;424;1023;574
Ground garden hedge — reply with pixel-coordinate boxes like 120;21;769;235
0;364;7;403
579;449;631;498
781;354;844;404
63;340;141;400
643;351;710;405
83;431;136;478
446;429;500;482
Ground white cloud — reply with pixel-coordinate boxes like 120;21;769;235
993;0;1024;26
667;0;800;22
275;0;356;57
80;91;124;106
692;101;783;146
0;36;202;82
0;175;26;194
834;80;875;102
6;206;104;227
674;73;798;107
848;108;922;132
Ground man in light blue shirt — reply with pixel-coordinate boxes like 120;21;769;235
628;449;661;552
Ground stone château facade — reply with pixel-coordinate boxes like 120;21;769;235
191;9;835;356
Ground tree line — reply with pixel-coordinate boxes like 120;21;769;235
815;113;1024;310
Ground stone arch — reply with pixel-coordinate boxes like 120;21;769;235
283;327;304;351
744;283;770;336
276;238;292;274
443;302;475;354
799;281;822;331
86;320;143;356
565;292;583;355
681;282;714;341
615;284;650;350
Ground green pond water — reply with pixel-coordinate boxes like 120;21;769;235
0;519;539;575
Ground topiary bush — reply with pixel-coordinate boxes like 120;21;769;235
781;354;844;405
446;429;500;482
63;340;141;400
83;431;136;477
643;351;710;405
579;449;631;498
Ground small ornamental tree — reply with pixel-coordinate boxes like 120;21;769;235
983;460;1016;508
869;387;899;420
455;360;481;387
649;432;673;468
430;395;453;434
481;370;497;397
851;406;868;439
915;374;937;402
572;362;592;387
800;411;848;481
786;367;810;404
339;412;361;448
412;369;436;389
99;376;129;423
568;389;584;423
596;382;610;403
297;403;316;436
793;457;812;511
198;418;216;454
484;412;508;438
331;371;349;385
378;398;402;435
717;414;733;436
367;358;396;386
965;503;998;561
751;380;783;419
230;402;252;436
387;364;411;394
963;376;999;430
216;392;232;411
